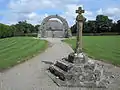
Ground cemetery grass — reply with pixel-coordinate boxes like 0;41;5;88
64;36;120;66
0;37;48;71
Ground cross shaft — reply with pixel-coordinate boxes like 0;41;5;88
75;7;85;54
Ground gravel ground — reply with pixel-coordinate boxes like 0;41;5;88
94;60;120;90
0;38;120;90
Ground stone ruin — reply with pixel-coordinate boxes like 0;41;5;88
38;15;72;38
47;52;112;88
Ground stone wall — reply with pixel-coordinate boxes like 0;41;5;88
45;31;64;38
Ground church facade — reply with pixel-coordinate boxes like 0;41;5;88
38;15;71;38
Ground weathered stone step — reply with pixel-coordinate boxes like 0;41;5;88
55;60;73;72
49;65;66;81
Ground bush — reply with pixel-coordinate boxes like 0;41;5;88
0;23;14;38
0;23;37;39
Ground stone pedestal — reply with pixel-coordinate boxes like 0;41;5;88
47;52;111;88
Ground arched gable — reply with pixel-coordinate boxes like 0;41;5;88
38;15;69;38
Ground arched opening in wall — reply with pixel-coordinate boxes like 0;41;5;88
46;18;64;31
38;15;69;38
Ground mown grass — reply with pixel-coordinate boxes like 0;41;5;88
63;36;120;65
0;37;48;70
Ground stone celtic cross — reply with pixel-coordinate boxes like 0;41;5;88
75;7;85;54
76;7;85;15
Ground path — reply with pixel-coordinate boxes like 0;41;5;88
0;38;120;90
0;38;75;90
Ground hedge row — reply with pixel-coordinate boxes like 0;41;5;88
0;23;38;39
0;23;16;38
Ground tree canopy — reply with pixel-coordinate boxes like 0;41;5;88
0;20;39;38
71;15;119;35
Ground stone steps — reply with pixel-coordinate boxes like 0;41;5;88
48;53;86;82
47;53;110;88
55;60;73;72
48;59;73;81
49;65;66;81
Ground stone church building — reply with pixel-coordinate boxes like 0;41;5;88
38;15;71;38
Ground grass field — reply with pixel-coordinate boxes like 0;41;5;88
0;37;48;70
64;36;120;65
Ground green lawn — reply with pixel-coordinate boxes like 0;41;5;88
0;37;48;70
64;36;120;65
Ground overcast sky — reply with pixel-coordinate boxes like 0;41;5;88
0;0;120;26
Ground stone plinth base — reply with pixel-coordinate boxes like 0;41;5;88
47;52;112;88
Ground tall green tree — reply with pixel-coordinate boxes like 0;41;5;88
96;15;113;33
116;20;120;33
83;20;96;33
